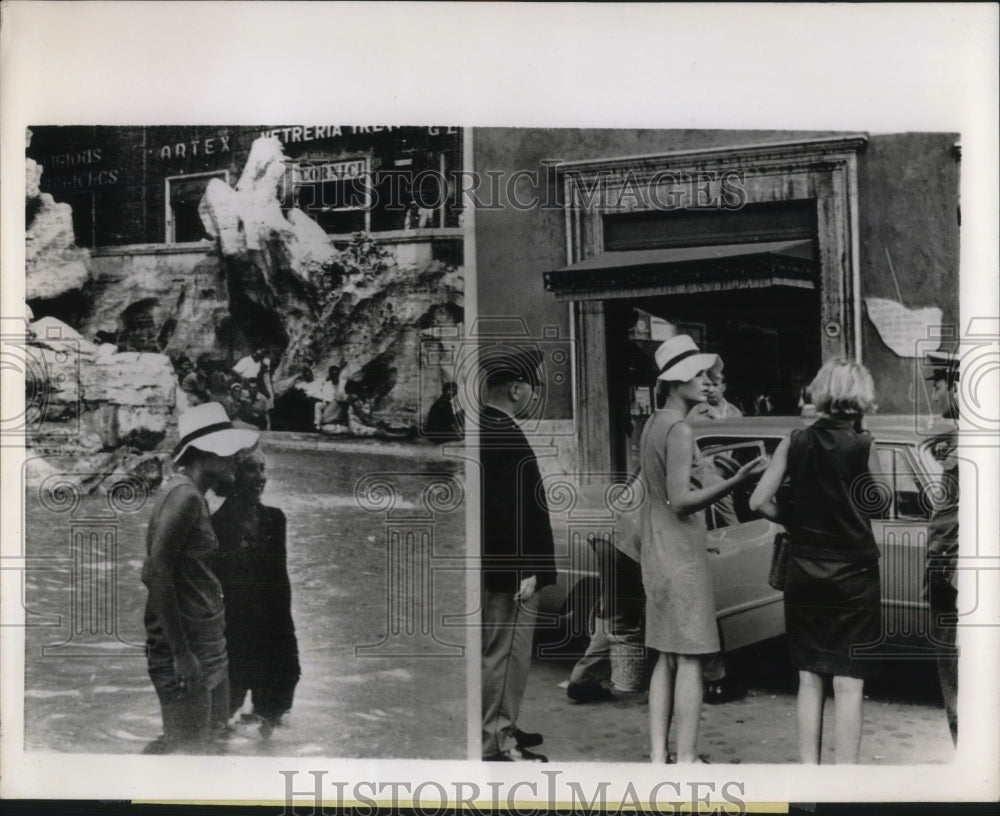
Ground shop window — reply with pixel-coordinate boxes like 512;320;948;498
166;171;229;243
290;157;370;234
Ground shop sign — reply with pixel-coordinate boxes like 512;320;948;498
157;135;231;161
42;146;121;190
294;159;368;183
45;169;120;191
257;125;459;145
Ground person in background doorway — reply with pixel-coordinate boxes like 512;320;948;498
687;367;744;421
212;445;300;738
924;351;960;744
749;359;882;764
751;393;774;416
141;403;258;754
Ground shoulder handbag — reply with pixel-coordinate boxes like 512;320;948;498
768;531;791;591
767;433;799;591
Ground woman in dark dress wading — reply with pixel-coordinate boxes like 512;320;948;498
212;445;301;737
750;359;882;764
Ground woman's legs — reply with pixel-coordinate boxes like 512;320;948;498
648;651;676;763
797;670;825;763
832;675;865;764
648;652;704;763
673;654;705;763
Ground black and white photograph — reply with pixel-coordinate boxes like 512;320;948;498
17;124;468;759
473;126;967;766
1;0;997;809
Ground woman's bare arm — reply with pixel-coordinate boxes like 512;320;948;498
748;435;791;521
665;421;766;516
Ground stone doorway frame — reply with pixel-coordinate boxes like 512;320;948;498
554;135;868;473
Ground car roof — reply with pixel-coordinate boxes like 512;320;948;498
689;414;951;444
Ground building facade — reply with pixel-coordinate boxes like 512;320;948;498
28;124;463;264
27;125;466;432
473;129;960;475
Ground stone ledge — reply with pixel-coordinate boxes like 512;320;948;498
90;241;215;258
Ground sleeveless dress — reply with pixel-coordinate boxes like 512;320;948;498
639;409;720;655
783;416;882;678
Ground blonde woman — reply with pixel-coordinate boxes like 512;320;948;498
749;359;882;764
640;335;766;763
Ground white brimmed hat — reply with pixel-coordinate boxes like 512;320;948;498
173;402;259;463
654;335;719;383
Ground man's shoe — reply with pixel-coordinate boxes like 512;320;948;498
512;727;543;749
505;746;549;762
141;735;171;755
703;679;747;705
483;752;515;761
567;683;613;703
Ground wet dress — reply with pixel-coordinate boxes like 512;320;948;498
639;409;720;655
212;500;300;720
782;416;882;678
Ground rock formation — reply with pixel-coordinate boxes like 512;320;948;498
81;251;235;356
23;132;464;463
27;315;176;449
24;132;175;491
199;135;464;430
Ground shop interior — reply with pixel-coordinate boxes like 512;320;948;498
604;284;822;473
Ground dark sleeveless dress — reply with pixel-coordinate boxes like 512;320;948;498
783;416;882;678
212;500;300;719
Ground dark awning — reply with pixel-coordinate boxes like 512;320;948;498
544;239;816;301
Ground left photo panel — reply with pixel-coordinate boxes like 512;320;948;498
19;125;469;758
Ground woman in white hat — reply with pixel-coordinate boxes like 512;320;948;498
640;335;766;763
141;402;259;754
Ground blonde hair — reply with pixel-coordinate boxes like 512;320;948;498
809;358;877;416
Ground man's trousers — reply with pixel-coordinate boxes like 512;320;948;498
482;590;539;756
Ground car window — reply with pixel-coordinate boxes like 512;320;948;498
696;440;769;530
875;444;929;521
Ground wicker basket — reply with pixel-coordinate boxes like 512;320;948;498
609;638;652;693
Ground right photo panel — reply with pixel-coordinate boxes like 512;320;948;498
471;128;961;765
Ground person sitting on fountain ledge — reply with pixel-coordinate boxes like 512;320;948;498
314;365;348;433
223;383;255;430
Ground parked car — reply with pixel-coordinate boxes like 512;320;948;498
536;414;955;658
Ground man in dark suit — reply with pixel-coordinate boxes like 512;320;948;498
479;345;556;762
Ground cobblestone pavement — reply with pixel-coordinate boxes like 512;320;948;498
517;639;956;765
